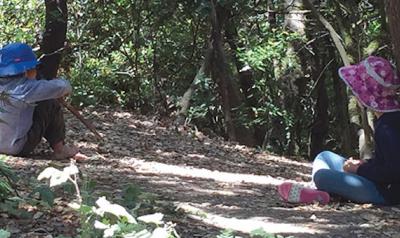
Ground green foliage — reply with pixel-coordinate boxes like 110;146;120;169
217;229;237;238
0;229;10;238
81;178;97;206
0;0;43;44
37;162;178;238
31;185;55;207
250;228;276;238
121;184;142;209
0;198;31;219
187;75;225;134
217;228;280;238
0;0;391;156
0;157;59;221
0;156;18;201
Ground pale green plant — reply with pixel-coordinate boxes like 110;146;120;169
0;229;10;238
38;161;178;238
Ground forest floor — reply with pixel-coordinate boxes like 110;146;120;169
2;107;400;238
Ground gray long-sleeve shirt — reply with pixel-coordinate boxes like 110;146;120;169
0;76;72;155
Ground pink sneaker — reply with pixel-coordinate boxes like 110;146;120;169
278;182;330;205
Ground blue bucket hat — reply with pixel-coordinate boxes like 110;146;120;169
0;43;39;77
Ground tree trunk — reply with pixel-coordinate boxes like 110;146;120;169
309;69;329;158
38;0;68;79
224;12;262;145
224;20;257;110
332;59;353;155
209;0;256;146
38;0;102;140
307;38;329;158
386;0;400;69
304;0;373;158
175;44;213;126
283;0;307;155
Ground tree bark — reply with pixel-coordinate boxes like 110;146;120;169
386;0;400;69
39;0;102;140
175;44;213;126
309;71;329;159
209;0;256;146
332;59;353;155
224;12;263;145
39;0;68;79
283;0;307;155
304;0;373;158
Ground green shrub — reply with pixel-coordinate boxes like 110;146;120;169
38;162;178;238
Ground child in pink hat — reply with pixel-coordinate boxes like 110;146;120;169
278;56;400;205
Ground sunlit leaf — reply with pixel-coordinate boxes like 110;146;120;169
0;229;11;238
94;197;137;224
150;227;169;238
138;213;164;225
37;167;69;187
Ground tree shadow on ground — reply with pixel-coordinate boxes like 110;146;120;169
4;108;400;238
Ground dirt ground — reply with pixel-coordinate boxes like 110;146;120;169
2;107;400;238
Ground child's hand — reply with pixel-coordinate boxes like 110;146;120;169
343;158;364;174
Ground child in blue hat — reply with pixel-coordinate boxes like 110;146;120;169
0;43;86;161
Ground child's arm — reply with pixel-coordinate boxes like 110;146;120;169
14;78;72;103
357;127;400;183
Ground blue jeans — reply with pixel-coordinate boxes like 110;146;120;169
312;151;386;205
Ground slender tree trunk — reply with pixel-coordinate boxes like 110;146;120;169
38;0;102;140
310;86;329;158
175;44;213;126
284;0;306;155
39;0;68;79
331;58;353;155
224;18;256;109
302;1;329;158
224;13;263;145
209;0;256;146
309;50;329;159
386;0;400;69
304;0;372;158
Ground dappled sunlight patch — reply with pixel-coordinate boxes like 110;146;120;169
155;150;180;158
127;127;156;136
112;112;133;119
190;187;236;196
75;141;98;150
122;157;304;186
148;180;180;186
131;119;155;128
177;203;323;236
187;153;207;159
255;153;312;168
295;171;312;180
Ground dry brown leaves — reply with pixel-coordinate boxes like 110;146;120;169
1;106;400;238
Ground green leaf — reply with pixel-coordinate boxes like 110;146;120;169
217;229;236;238
122;184;141;209
0;229;10;238
0;201;31;219
0;157;19;183
32;185;55;207
250;228;275;238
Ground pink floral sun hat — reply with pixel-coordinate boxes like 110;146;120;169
339;56;400;112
